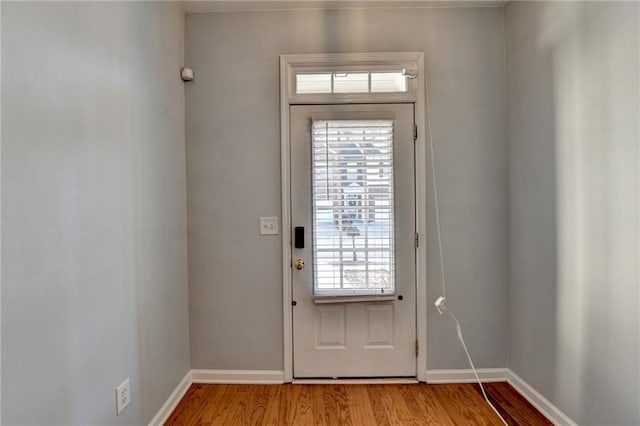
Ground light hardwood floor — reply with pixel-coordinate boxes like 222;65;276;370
165;382;552;425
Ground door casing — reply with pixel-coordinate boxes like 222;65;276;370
280;52;429;382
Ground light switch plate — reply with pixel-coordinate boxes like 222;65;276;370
260;216;279;235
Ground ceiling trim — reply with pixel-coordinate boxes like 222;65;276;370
182;0;508;14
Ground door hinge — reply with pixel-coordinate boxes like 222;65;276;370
415;233;419;248
415;339;419;357
413;124;418;141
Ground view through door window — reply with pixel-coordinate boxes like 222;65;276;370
311;119;395;296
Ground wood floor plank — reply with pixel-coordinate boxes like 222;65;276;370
388;385;430;425
362;384;391;425
209;384;246;425
470;383;516;426
289;384;315;425
164;382;551;425
431;383;501;425
399;384;446;425
485;382;553;426
383;384;417;425
184;384;223;425
164;383;209;425
345;385;378;426
262;384;287;425
311;384;328;425
415;382;459;424
237;383;272;425
365;384;416;425
321;384;352;425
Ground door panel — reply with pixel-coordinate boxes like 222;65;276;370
315;305;346;348
291;104;416;378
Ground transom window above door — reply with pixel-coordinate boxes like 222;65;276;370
297;71;407;94
282;53;420;104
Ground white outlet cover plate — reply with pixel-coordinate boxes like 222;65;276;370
260;216;279;235
116;378;130;415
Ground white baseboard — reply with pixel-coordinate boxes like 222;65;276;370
507;370;577;426
426;368;508;383
191;369;285;384
148;371;192;426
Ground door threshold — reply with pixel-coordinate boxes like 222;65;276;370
293;377;419;384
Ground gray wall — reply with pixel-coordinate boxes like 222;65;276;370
505;2;640;424
4;1;638;424
185;7;509;371
1;2;190;424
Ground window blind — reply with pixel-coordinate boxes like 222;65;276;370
311;119;396;296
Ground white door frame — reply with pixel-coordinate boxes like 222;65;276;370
280;52;428;382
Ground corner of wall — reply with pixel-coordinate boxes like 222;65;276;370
500;0;513;371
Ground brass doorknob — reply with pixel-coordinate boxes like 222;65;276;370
294;259;305;270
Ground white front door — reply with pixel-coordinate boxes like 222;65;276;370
291;103;416;378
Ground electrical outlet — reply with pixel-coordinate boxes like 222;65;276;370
259;216;279;235
116;378;130;415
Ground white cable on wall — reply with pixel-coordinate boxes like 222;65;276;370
425;73;508;426
425;88;447;301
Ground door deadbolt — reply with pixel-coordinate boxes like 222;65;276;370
294;259;305;270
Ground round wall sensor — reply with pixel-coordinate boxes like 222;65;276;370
181;67;194;82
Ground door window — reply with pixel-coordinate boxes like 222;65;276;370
311;119;395;296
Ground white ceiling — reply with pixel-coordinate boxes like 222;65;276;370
182;0;508;14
